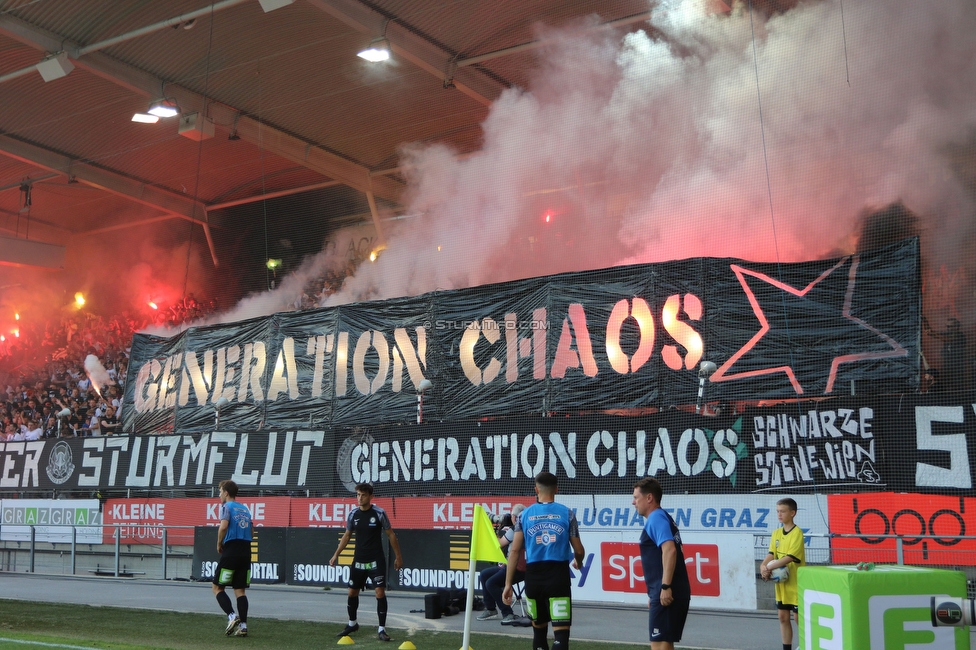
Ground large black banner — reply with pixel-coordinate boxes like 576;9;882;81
332;412;749;495
122;239;920;433
871;394;976;494
746;403;886;493
7;392;971;495
0;431;333;491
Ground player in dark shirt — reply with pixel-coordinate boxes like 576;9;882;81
329;483;403;643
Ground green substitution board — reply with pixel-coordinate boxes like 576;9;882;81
799;565;970;649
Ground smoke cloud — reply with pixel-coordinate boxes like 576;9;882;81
325;0;975;328
25;0;970;344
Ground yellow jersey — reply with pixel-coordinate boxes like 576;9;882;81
769;525;805;606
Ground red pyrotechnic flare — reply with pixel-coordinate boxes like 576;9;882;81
14;312;19;320
12;328;19;338
148;301;158;310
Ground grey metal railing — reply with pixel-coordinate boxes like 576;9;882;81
0;524;198;579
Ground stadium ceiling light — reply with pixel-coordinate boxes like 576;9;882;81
131;113;159;124
258;0;294;11
147;98;180;118
357;37;391;62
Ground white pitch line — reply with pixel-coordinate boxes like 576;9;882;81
0;638;98;650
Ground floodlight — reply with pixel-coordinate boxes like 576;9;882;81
358;38;391;62
131;113;159;124
148;99;180;118
258;0;294;12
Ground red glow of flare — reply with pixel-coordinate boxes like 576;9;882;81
14;313;19;320
90;380;102;398
148;301;158;310
0;335;5;342
544;211;552;223
12;328;19;338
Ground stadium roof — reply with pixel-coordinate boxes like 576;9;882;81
0;0;798;269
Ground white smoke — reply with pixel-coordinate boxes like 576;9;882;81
145;224;378;333
324;0;975;316
142;0;976;335
84;353;114;395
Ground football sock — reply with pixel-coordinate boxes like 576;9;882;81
215;591;234;616
783;645;791;650
348;595;360;622
533;625;550;650
237;595;249;623
377;596;388;627
552;629;569;650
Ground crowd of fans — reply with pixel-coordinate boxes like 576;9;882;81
148;294;220;328
0;261;353;439
0;310;134;441
294;260;357;311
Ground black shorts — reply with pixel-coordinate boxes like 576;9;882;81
524;562;572;626
777;601;798;613
213;554;251;590
348;558;387;590
649;596;689;643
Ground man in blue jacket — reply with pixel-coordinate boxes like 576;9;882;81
632;477;691;650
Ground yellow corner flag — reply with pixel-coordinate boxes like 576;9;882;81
470;505;506;564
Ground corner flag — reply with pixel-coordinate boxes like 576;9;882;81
461;505;508;650
470;505;506;563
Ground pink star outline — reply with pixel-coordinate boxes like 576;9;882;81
709;254;907;395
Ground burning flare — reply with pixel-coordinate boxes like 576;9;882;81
84;354;115;397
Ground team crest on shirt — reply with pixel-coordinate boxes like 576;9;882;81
535;532;556;546
369;516;376;526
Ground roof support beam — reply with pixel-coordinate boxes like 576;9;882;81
81;215;181;236
456;12;653;67
207;179;343;211
0;13;403;204
0;134;219;267
0;205;70;233
304;0;505;107
0;172;60;193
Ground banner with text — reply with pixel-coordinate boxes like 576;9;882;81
557;494;831;563
331;413;749;495
289;496;536;529
0;432;332;491
572;530;757;610
102;496;292;545
0;498;102;543
122;239;919;433
828;493;976;566
6;392;976;495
